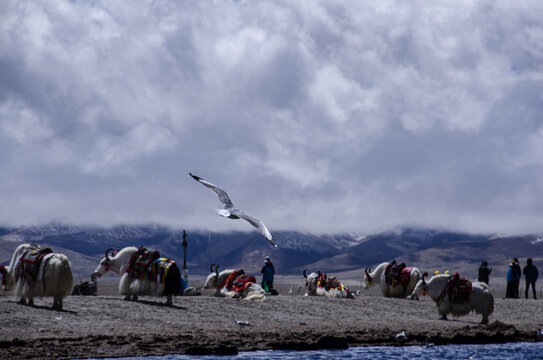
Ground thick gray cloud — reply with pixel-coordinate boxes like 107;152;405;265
1;1;543;235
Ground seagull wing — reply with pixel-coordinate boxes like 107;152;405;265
190;173;234;209
238;212;277;248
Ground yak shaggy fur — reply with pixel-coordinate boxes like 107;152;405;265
411;273;494;324
2;244;73;309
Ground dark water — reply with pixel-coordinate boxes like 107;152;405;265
85;342;543;360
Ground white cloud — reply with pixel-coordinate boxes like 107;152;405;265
1;0;543;235
0;98;54;144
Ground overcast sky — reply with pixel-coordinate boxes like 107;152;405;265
1;1;543;236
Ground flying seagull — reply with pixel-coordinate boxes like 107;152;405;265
189;173;277;248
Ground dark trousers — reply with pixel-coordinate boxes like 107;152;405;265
525;280;537;299
506;281;517;298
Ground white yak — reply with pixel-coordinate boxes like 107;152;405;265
0;244;73;309
92;247;181;306
303;270;353;298
364;261;422;298
410;272;494;324
203;264;265;300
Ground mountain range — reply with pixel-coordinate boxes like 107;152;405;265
1;225;542;284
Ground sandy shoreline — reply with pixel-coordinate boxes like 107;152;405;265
0;278;542;359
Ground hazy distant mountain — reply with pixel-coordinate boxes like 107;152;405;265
303;228;490;272
0;225;362;278
303;228;543;281
0;225;542;283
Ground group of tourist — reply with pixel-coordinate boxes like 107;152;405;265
478;258;539;299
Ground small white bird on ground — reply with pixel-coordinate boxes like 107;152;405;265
190;173;277;248
395;331;407;343
235;320;250;326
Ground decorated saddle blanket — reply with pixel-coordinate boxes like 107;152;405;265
126;246;160;278
223;270;256;293
145;258;177;284
231;274;256;292
440;272;472;304
398;267;413;286
385;262;412;287
317;273;350;293
18;245;54;285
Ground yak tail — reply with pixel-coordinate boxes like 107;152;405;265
43;254;74;298
472;282;495;317
164;262;181;296
488;292;495;315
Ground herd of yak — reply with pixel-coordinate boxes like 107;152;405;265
0;243;494;324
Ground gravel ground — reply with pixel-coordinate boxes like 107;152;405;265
0;278;541;359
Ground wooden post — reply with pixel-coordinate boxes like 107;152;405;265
182;230;188;280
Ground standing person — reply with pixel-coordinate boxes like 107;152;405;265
523;258;539;299
478;260;492;284
512;258;521;298
506;260;519;298
261;256;275;295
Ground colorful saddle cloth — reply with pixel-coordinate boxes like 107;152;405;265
146;258;177;284
439;272;473;304
125;248;181;294
317;273;350;294
231;274;256;292
385;262;412;287
126;246;160;278
223;270;256;293
18;245;53;286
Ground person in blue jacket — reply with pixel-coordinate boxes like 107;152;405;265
261;256;275;294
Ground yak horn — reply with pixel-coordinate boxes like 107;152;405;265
317;271;321;278
215;265;219;277
422;272;428;285
209;264;216;273
105;248;116;261
303;269;307;278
